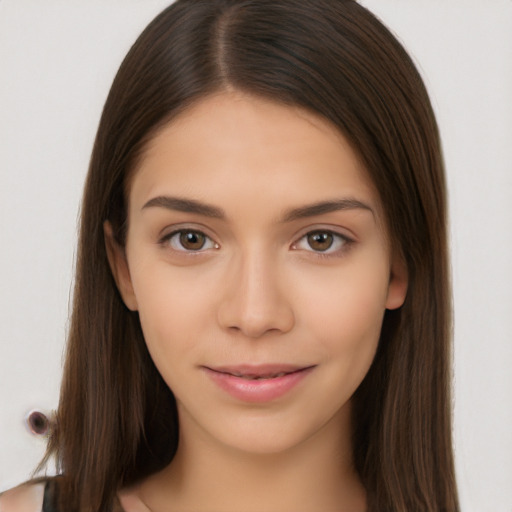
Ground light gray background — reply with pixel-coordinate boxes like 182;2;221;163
1;1;511;510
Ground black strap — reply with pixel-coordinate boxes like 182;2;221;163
42;479;58;512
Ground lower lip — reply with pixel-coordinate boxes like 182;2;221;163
203;367;314;403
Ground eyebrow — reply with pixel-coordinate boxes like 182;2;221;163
142;196;224;218
142;196;374;221
281;198;374;222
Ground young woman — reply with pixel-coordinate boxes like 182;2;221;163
0;1;459;510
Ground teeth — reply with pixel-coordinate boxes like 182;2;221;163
231;371;289;380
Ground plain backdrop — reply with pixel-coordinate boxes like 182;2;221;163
1;1;511;510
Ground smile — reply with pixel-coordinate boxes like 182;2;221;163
224;371;290;380
202;364;315;403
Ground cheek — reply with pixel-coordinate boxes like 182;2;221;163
296;259;389;381
297;256;389;338
131;263;213;369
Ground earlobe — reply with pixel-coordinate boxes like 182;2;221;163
103;221;138;311
385;255;408;310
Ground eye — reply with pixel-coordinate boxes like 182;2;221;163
292;230;350;254
161;229;218;252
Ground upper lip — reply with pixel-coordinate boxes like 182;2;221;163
204;364;314;378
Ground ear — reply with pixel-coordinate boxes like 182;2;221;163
385;254;408;310
103;221;138;311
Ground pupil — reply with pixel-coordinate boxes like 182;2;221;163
308;232;333;251
180;231;205;250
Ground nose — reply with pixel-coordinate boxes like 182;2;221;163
217;250;295;338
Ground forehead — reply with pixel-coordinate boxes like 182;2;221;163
129;92;382;220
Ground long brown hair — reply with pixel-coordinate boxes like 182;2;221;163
41;1;459;510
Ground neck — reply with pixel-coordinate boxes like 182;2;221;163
137;403;366;512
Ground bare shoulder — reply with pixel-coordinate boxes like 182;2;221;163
0;482;45;512
116;485;152;512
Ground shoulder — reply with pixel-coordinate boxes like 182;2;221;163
116;485;151;512
0;479;145;512
0;482;45;512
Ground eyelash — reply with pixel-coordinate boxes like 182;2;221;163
291;230;353;258
158;228;353;257
159;229;219;253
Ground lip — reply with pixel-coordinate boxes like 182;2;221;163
202;364;315;403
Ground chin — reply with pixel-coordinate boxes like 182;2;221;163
193;403;349;459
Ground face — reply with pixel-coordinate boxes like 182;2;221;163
106;92;407;455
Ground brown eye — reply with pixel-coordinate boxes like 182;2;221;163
179;231;206;250
163;229;218;252
292;230;350;256
307;231;334;251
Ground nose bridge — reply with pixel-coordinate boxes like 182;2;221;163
217;244;295;338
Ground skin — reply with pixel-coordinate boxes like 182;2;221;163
107;91;408;512
0;483;45;511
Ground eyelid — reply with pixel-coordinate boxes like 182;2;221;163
158;226;220;252
290;228;354;256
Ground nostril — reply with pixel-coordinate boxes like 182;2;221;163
26;410;50;437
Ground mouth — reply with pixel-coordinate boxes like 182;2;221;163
202;364;315;402
205;364;314;380
225;372;293;380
